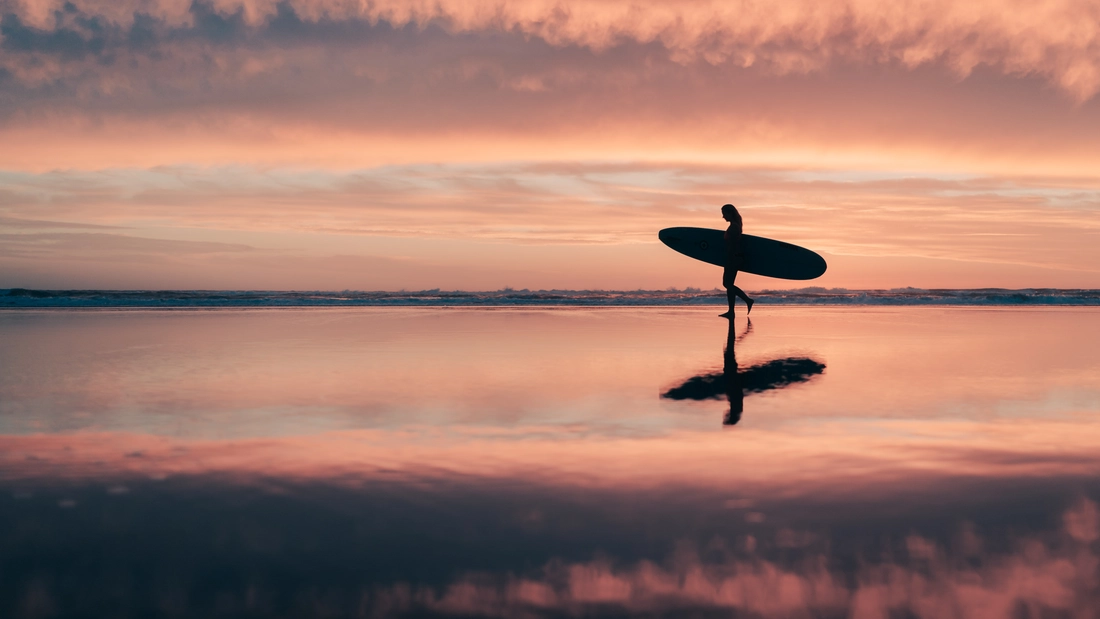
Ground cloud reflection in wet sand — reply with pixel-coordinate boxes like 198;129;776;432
4;467;1096;618
388;499;1100;618
6;413;1100;490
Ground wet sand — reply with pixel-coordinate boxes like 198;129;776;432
2;307;1099;617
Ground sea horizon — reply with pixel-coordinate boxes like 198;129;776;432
5;287;1100;308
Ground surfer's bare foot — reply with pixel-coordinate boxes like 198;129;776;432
719;311;732;318
746;299;754;315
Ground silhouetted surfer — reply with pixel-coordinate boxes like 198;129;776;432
720;204;754;317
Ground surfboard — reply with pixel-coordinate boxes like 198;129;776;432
658;227;827;280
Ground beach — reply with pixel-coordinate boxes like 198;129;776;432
3;306;1099;616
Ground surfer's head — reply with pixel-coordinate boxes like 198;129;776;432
721;204;740;223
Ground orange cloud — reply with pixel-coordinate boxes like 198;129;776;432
3;164;1100;288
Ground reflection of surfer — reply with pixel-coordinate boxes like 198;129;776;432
721;204;754;317
724;318;751;424
660;318;825;426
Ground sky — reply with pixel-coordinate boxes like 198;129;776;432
1;0;1099;290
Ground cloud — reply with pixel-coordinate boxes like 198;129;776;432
0;215;120;229
3;163;1099;289
4;0;1100;100
1;0;1099;177
0;231;253;260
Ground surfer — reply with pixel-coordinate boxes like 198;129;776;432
720;204;754;317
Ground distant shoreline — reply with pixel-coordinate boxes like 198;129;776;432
4;288;1100;308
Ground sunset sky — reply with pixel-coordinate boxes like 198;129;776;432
2;0;1099;290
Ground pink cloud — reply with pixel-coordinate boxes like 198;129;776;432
0;0;1098;179
2;2;1099;289
7;0;1100;101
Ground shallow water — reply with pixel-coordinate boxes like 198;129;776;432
2;307;1100;617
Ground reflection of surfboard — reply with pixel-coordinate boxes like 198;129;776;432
658;227;827;280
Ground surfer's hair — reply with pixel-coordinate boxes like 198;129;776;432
721;204;738;215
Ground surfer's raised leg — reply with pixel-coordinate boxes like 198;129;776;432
726;285;753;316
722;251;753;316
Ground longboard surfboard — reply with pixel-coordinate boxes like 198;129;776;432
659;227;827;280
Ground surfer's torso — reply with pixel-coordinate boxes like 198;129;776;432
724;220;744;270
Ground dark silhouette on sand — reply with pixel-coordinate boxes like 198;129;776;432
721;204;754;317
661;319;826;425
